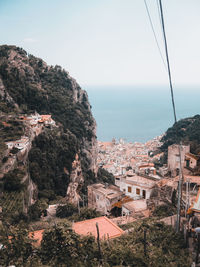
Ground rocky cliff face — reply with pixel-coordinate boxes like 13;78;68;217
0;45;98;205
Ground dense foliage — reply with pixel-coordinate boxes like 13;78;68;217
0;45;97;200
161;115;200;154
56;203;78;218
152;204;176;218
97;167;115;185
0;220;192;266
0;224;35;267
0;45;94;140
56;204;101;222
0;118;24;166
3;168;25;192
0;118;24;142
28;199;48;221
28;128;78;199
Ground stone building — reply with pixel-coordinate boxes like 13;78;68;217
168;144;190;177
185;153;199;169
122;199;148;217
87;183;123;215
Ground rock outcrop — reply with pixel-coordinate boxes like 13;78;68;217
66;154;84;204
0;45;98;206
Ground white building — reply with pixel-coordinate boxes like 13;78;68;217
115;175;157;200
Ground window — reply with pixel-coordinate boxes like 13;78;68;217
136;188;140;195
128;186;132;193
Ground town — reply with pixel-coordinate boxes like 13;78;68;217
87;138;200;229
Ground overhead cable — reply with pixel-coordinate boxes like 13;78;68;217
158;0;177;123
158;0;183;234
143;0;167;71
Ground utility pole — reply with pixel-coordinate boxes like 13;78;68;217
176;144;184;232
77;198;80;216
96;223;103;266
196;233;200;264
143;229;147;257
82;195;85;207
185;178;190;217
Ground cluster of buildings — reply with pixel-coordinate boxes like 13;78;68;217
0;113;56;177
88;140;200;221
88;174;157;218
5;113;55;152
97;137;163;178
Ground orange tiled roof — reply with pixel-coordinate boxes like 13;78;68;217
39;115;52;123
185;153;199;161
29;229;44;246
73;216;124;240
1;121;11;127
139;163;154;169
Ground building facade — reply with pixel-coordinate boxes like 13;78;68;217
168;144;190;177
87;184;123;215
115;175;156;200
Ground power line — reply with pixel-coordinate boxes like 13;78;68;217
143;0;167;71
156;0;166;49
157;0;177;123
158;0;183;233
156;0;163;32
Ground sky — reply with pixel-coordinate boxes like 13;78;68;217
0;0;200;87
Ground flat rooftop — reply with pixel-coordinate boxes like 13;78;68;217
89;184;123;198
123;199;147;212
125;175;156;188
73;216;124;240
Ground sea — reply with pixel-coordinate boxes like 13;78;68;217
85;85;200;143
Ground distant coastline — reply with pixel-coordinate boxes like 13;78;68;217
86;86;200;143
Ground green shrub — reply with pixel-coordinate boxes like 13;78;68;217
152;204;176;218
56;203;78;218
3;169;25;192
28;199;48;221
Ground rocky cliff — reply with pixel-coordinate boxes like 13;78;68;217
0;45;98;207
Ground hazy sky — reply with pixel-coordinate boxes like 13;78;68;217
0;0;200;87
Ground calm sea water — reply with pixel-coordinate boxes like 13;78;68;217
85;86;200;143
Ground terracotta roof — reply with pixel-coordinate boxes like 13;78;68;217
72;216;124;240
29;229;44;246
38;115;52;123
139;163;154;169
112;196;133;208
185;153;199;161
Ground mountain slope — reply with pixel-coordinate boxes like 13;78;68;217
0;45;98;205
161;114;200;154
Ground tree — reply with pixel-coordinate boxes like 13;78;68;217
40;225;81;266
28;199;48;221
56;203;78;218
3;169;25;192
0;223;35;266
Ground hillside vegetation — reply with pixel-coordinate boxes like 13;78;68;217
0;45;99;205
0;219;192;266
161;115;200;154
